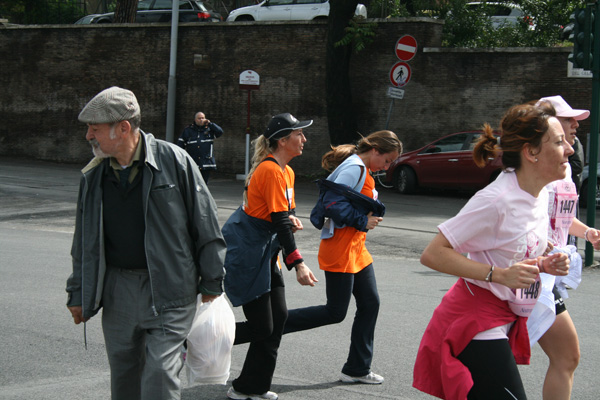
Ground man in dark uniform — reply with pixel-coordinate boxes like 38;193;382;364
177;111;224;183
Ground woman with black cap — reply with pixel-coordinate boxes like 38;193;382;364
222;113;318;400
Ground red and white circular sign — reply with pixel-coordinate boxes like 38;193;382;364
389;62;411;87
395;35;417;61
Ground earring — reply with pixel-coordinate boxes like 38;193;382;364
535;158;538;162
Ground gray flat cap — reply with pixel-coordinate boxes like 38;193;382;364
78;86;140;124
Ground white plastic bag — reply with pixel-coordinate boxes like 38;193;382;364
186;295;235;385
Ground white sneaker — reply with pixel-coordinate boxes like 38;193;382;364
227;386;278;400
340;371;384;384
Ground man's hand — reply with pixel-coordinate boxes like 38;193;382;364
201;294;219;303
67;305;89;324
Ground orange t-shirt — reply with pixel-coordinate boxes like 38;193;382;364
318;172;375;273
244;155;295;222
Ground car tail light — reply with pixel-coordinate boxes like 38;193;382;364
198;12;210;19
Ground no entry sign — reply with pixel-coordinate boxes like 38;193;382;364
389;62;411;87
395;35;417;61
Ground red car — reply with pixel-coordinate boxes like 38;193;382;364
381;131;502;194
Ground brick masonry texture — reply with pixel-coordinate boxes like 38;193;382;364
0;18;591;177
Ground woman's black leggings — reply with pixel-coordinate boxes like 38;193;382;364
457;339;527;400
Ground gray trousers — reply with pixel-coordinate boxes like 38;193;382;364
102;268;196;400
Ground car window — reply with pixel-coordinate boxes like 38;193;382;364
138;0;152;10
424;133;468;154
153;0;173;9
489;5;512;16
179;1;193;10
296;0;324;4
468;134;480;150
467;3;521;17
268;0;294;5
191;1;208;11
153;0;192;9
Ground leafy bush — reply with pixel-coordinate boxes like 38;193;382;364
373;0;587;48
0;0;87;24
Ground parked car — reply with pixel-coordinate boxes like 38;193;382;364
381;131;502;194
580;163;600;208
74;0;222;24
226;0;367;22
465;2;534;30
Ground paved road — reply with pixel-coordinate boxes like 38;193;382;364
1;157;600;399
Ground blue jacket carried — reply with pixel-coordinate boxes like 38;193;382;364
222;206;280;307
310;155;385;237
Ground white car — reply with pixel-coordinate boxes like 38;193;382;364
226;0;367;22
466;2;534;30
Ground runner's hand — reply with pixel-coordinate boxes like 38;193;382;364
366;212;382;230
537;253;569;277
295;262;318;286
493;259;539;289
289;215;303;233
586;228;600;250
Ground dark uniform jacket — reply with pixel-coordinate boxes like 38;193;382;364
177;122;224;170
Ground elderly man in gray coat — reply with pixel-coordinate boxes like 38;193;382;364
66;86;226;400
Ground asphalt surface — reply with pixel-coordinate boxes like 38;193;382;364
1;156;600;400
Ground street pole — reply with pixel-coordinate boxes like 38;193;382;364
585;1;599;265
385;98;394;130
165;1;179;143
245;89;251;176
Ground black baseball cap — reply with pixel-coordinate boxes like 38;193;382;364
263;113;313;140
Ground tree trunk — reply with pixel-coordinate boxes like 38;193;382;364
114;0;138;23
326;0;359;145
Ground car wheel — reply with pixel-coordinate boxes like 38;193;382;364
395;167;417;194
235;15;254;21
579;178;600;208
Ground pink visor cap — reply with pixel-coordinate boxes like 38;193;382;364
538;95;590;121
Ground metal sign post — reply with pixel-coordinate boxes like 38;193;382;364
385;87;404;129
238;70;260;180
585;1;600;266
386;35;417;130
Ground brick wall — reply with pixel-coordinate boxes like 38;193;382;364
0;18;592;176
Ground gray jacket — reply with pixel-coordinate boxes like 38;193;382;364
66;131;226;319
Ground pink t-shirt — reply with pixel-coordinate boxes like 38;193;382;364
439;171;548;325
546;164;577;248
